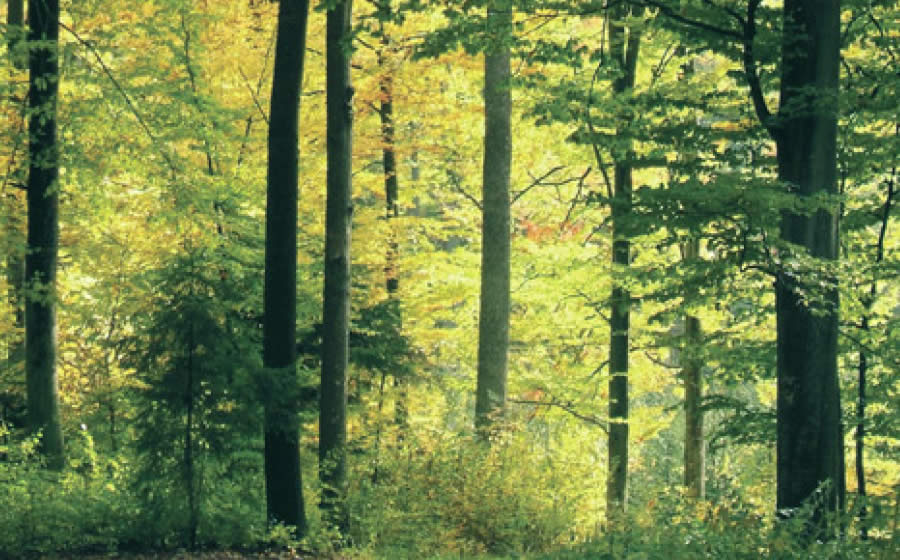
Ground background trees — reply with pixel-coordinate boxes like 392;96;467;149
0;0;897;557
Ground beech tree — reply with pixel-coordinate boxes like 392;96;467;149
25;0;64;470
262;0;310;532
771;0;844;527
320;0;354;530
474;0;512;433
605;4;643;520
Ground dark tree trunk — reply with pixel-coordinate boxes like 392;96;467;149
263;0;309;534
474;2;512;434
25;0;63;470
774;0;844;532
320;0;353;531
606;6;641;521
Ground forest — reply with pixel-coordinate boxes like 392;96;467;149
0;0;898;558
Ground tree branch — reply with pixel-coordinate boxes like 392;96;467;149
634;0;742;40
741;0;778;139
508;397;609;432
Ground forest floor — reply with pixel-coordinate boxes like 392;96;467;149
47;552;331;560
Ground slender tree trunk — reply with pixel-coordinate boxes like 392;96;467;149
320;0;353;531
682;239;704;499
854;171;893;539
474;1;512;434
4;0;26;414
25;0;63;470
774;0;844;533
263;0;309;534
375;3;408;432
855;329;868;539
606;6;641;522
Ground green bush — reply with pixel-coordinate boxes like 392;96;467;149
346;428;583;558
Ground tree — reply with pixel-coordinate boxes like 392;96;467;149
606;4;642;520
263;0;310;533
627;0;845;529
25;0;64;470
770;0;844;528
474;0;512;434
320;0;354;531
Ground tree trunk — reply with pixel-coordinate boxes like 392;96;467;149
774;0;844;532
606;6;641;522
683;239;704;500
320;0;353;531
474;1;512;434
375;3;408;432
263;0;309;534
25;0;64;470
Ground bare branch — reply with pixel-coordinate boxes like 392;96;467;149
508;397;609;432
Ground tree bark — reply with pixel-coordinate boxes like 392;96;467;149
606;5;641;522
320;0;353;531
774;0;844;532
25;0;64;470
263;0;309;534
474;1;512;434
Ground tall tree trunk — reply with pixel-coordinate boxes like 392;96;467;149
263;0;309;534
25;0;63;470
606;6;641;522
474;1;512;434
774;0;844;532
682;239;704;499
320;0;353;531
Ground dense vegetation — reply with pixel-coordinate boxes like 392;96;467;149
1;0;898;558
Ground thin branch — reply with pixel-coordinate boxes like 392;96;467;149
451;182;482;210
562;166;592;227
634;0;742;40
508;397;609;433
511;165;565;205
239;66;271;125
741;0;777;139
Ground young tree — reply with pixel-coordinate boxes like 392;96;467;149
263;0;310;533
474;0;512;433
606;4;642;520
320;0;353;530
25;0;64;470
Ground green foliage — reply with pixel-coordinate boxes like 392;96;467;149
531;487;900;560
0;428;131;558
125;249;266;549
346;428;586;558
